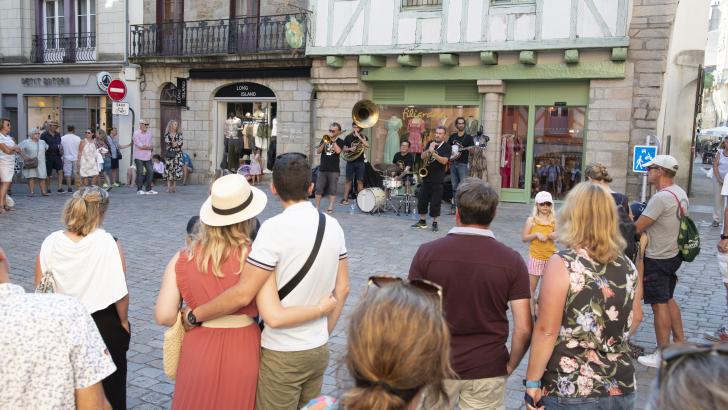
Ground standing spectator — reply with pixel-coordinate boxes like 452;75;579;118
164;120;183;193
0;118;21;214
409;177;532;410
181;151;193;185
521;191;557;315
133;119;156;195
250;147;262;185
95;128;112;189
447;117;474;212
713;136;728;227
61;126;81;193
35;186;130;410
0;247;115;409
301;283;452;410
78;129;99;187
19;128;49;197
634;155;687;368
41;120;63;193
315;123;344;213
524;182;637;410
187;153;350;410
705;201;728;342
155;174;335;410
105;127;130;187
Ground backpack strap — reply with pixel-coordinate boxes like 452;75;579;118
661;189;685;218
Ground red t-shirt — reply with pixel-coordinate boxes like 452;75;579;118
408;229;531;379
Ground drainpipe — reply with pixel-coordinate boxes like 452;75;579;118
309;89;317;161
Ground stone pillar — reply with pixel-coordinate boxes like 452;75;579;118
477;80;506;189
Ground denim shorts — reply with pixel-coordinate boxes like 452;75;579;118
345;161;365;182
541;393;635;410
643;255;682;304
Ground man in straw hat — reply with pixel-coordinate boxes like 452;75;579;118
186;153;350;409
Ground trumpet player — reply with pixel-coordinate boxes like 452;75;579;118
412;126;451;232
340;123;369;205
315;123;344;213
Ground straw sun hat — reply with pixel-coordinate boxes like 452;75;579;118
199;174;267;226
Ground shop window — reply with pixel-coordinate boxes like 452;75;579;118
500;106;529;190
402;0;443;9
370;105;480;167
532;106;585;200
27;96;62;133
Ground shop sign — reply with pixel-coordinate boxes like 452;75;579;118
97;72;112;92
214;82;276;99
21;77;71;87
176;77;187;107
401;106;448;121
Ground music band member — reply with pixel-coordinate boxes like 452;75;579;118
412;126;451;232
315;122;344;213
448;117;475;210
392;140;415;195
340;122;369;205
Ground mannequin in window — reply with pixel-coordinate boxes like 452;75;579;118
500;134;512;188
225;112;242;172
465;116;479;137
407;116;425;154
384;115;403;165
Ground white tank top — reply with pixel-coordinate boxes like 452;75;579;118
718;150;728;179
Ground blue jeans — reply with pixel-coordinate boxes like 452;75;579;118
541;393;635;410
450;162;469;198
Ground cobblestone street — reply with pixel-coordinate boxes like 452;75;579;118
2;163;726;409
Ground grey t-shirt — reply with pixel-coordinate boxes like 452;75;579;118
642;184;688;259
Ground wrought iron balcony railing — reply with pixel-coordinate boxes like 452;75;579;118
130;13;307;58
31;32;96;63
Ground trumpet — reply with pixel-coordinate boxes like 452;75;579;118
322;134;332;145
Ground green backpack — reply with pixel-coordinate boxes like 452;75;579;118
664;190;700;262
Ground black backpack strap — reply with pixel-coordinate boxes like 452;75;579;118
278;212;326;301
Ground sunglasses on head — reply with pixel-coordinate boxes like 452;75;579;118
276;152;308;160
367;275;443;307
658;343;728;388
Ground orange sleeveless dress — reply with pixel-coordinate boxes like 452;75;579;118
172;248;260;410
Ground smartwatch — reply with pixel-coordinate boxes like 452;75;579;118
721;234;728;240
186;310;201;327
523;379;542;388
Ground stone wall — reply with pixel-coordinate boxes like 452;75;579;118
96;0;126;61
625;0;679;198
139;66;312;183
0;0;34;63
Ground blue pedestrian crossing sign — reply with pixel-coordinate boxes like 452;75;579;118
633;145;657;173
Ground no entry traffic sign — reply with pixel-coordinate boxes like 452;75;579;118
107;79;127;101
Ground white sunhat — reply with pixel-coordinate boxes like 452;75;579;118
643;154;679;172
199;174;267;227
535;191;553;204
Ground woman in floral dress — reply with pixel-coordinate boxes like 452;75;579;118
524;182;638;410
164;120;183;193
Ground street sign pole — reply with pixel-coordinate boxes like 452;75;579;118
641;135;651;203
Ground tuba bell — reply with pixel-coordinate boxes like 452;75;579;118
342;99;380;162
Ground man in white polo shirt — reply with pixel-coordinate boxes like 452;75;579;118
188;153;349;410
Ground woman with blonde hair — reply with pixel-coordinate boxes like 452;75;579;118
302;281;452;410
154;174;336;410
164;120;183;193
78;128;99;186
35;186;129;409
524;182;638;410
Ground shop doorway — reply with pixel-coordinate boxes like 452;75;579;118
214;82;277;174
160;83;181;157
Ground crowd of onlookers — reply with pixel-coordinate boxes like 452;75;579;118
1;134;728;410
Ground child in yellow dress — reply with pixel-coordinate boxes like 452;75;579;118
521;191;557;315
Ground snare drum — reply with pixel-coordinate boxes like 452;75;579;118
357;187;386;213
383;177;403;190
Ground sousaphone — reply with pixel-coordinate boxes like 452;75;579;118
342;99;379;162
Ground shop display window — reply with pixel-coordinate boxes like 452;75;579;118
27;96;61;133
370;105;480;166
500;105;529;190
26;95;110;138
532;106;585;200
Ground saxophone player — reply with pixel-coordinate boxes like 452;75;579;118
412;126;451;232
340;122;369;205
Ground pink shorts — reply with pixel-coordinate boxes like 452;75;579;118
528;256;548;276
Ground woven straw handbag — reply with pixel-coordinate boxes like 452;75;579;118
163;311;186;379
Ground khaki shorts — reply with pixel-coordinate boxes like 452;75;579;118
256;344;329;410
428;376;507;410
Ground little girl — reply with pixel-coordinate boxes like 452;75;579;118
521;191;557;315
249;147;262;185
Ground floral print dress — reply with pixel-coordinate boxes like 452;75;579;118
542;248;637;399
164;132;183;181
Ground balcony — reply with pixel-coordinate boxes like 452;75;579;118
31;32;96;63
129;13;307;59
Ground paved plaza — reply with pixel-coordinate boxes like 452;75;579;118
1;164;727;409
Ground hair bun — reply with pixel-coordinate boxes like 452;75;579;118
82;190;102;203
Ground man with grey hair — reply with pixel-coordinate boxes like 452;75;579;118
412;125;451;232
409;178;532;409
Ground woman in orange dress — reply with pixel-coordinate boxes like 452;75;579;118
155;174;336;410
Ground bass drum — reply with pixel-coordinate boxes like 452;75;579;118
357;187;386;213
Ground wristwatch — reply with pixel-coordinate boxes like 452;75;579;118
721;234;728;240
186;310;201;327
523;379;542;388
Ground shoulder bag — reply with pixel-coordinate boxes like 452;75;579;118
23;141;38;169
35;241;57;293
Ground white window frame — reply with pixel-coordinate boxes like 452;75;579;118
43;0;65;38
76;0;96;34
491;0;536;6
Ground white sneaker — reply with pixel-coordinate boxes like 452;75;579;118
146;190;158;195
637;352;660;368
137;190;145;195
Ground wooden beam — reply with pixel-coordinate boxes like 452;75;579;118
519;51;537;65
359;55;386;67
439;53;459;66
611;47;628;61
480;51;498;65
564;49;579;64
326;56;345;68
397;54;422;67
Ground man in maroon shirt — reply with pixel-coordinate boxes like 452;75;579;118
409;177;532;410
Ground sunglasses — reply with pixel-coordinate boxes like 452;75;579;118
538;202;553;207
328;129;336;133
658;343;728;388
367;275;443;307
73;186;109;204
